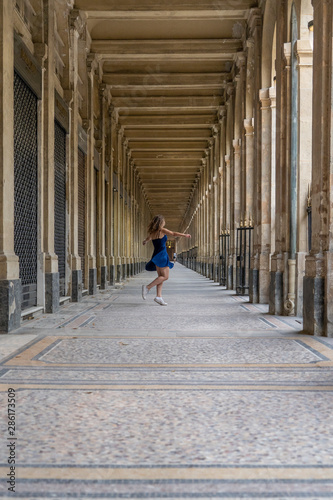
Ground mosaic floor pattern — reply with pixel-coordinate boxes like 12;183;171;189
0;265;333;499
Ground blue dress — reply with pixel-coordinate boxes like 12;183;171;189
145;235;175;271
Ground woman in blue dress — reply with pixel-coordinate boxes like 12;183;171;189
142;215;191;306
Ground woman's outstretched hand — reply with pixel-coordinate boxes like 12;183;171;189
185;234;191;238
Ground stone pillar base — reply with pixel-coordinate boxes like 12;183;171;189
122;263;126;280
0;279;21;333
249;269;259;303
117;264;122;282
303;276;325;335
214;263;219;283
45;272;60;313
100;266;107;290
72;270;82;302
227;265;233;290
109;265;115;286
89;268;97;295
269;271;283;315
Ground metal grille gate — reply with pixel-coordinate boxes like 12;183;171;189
219;233;230;286
54;121;66;296
94;167;98;259
236;226;253;295
14;71;38;310
78;148;86;288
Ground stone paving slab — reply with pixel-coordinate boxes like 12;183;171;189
2;367;333;386
29;337;329;365
1;265;332;499
1;388;333;467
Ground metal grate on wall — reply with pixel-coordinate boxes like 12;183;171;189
78;148;86;288
14;71;38;310
54;121;66;296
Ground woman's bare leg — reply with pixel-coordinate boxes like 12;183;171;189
147;266;169;296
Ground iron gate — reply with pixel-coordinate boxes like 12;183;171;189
236;226;253;295
219;233;230;286
78;148;86;288
14;71;38;310
54;121;66;296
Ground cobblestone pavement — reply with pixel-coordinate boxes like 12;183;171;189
1;265;333;499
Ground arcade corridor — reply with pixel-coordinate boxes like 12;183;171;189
1;0;333;497
1;265;333;498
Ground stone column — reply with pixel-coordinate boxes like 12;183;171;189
0;0;21;332
213;125;220;282
86;56;97;296
115;124;122;282
105;105;113;286
251;89;272;304
97;85;108;290
269;1;289;315
233;138;242;290
303;0;332;336
42;0;59;312
295;39;313;316
69;11;85;302
208;140;214;279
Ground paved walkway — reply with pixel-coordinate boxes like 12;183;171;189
1;264;333;499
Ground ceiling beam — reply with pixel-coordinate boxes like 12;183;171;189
102;73;228;86
92;39;243;53
125;128;213;139
111;95;222;108
119;114;218;126
75;0;254;10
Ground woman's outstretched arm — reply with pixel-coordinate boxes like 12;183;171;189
142;234;152;245
162;228;191;238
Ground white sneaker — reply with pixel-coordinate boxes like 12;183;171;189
154;297;168;306
142;285;149;300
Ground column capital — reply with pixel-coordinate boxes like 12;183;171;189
233;138;241;154
225;154;231;166
269;86;276;107
234;52;246;71
69;9;87;36
98;83;107;98
246;37;255;50
296;39;313;66
226;82;235;98
259;88;271;109
247;7;262;36
244;118;254;135
218;105;227;119
283;42;292;68
87;53;98;75
211;124;219;136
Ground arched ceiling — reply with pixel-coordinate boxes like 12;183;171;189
74;0;256;228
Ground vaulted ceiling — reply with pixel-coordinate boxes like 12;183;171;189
74;0;256;229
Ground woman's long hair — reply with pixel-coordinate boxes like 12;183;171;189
148;215;165;235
